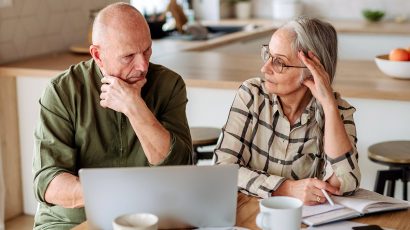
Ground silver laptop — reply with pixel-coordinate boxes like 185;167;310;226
79;165;239;229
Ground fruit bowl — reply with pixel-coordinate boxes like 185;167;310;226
374;55;410;79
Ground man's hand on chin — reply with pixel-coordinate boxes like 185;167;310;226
99;74;147;114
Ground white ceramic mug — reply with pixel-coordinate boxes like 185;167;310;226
112;213;158;230
256;196;303;230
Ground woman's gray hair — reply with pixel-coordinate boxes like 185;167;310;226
283;17;338;179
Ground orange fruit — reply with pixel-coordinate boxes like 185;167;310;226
389;48;410;61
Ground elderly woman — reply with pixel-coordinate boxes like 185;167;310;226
215;17;360;205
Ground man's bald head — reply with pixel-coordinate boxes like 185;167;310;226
92;2;150;46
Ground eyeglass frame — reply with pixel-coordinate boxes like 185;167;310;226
261;44;307;73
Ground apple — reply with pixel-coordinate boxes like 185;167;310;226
389;48;410;61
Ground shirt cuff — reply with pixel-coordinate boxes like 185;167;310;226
34;169;72;205
148;133;176;167
256;175;286;199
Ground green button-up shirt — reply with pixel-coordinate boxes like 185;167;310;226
33;59;192;229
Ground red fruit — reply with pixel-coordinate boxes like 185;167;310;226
389;48;410;61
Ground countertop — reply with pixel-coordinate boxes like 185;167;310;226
157;18;410;52
1;19;410;101
1;51;410;101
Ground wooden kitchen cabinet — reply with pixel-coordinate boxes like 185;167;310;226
0;77;23;220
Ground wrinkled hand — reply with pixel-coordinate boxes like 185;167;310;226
100;75;147;114
299;51;336;108
275;178;340;206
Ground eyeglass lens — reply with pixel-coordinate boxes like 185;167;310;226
261;46;285;73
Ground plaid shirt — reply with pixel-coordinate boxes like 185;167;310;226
215;78;360;198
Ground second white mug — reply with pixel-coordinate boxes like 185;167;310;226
256;196;303;230
112;213;158;230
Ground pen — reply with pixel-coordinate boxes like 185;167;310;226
321;188;335;206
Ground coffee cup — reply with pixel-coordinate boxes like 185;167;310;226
112;213;158;230
256;196;302;230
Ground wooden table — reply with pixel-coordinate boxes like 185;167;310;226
72;192;410;230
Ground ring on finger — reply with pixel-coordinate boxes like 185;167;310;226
316;195;321;202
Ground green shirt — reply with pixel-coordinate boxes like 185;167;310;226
33;59;192;229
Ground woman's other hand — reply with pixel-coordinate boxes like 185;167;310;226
273;178;340;205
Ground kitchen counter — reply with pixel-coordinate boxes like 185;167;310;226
158;19;410;52
1;51;410;101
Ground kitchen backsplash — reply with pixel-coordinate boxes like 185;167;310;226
0;0;129;64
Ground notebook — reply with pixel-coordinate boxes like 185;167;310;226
302;188;410;226
79;165;239;229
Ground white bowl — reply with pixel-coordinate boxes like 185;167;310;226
374;54;410;79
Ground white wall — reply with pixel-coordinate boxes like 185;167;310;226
17;77;50;215
338;34;410;60
0;0;128;64
186;87;236;128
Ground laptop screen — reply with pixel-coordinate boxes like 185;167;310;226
79;164;239;229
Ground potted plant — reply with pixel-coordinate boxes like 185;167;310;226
230;0;251;19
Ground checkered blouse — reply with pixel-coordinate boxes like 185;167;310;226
215;78;361;198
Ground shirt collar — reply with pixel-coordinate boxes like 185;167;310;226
271;94;315;126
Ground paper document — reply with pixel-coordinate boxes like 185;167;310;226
303;221;367;230
302;203;344;218
302;188;410;226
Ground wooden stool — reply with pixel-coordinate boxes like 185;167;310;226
368;141;410;200
190;127;221;164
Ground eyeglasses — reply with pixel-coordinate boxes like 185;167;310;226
261;45;307;73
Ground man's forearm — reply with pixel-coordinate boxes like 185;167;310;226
125;98;171;165
44;173;84;208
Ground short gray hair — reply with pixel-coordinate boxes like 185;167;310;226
284;17;338;82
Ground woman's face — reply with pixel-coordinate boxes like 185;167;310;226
261;28;307;96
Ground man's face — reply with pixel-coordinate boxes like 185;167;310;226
98;25;152;84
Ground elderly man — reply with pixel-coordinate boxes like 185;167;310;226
32;3;192;229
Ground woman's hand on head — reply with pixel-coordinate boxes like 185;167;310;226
298;51;336;109
273;178;340;205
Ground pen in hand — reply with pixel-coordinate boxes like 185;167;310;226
321;188;335;206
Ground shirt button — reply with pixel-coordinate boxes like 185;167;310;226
278;160;281;164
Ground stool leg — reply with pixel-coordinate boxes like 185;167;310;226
403;168;409;201
193;147;199;165
387;180;395;197
374;171;387;195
